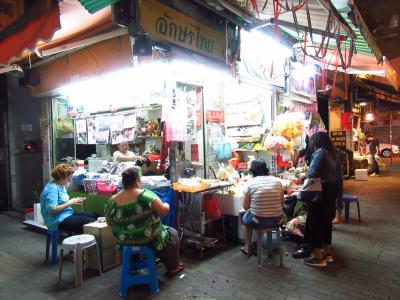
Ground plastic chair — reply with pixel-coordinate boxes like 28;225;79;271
58;234;102;287
45;229;59;265
343;194;361;224
255;227;283;268
119;246;159;297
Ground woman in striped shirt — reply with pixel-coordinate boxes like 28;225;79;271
240;160;284;256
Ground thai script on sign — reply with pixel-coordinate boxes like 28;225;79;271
155;13;215;54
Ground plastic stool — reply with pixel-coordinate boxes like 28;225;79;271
119;246;159;297
343;194;361;224
45;229;59;265
255;227;283;268
59;234;102;287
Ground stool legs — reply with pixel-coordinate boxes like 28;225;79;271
344;202;350;224
58;249;64;284
256;231;263;268
146;251;159;295
356;201;361;224
45;235;50;261
344;200;361;224
51;232;59;265
119;247;131;297
45;230;59;265
276;228;283;267
267;232;273;258
94;244;102;276
74;246;83;287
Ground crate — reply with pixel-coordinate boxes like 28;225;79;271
83;179;98;194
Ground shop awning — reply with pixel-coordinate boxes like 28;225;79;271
79;0;121;14
0;1;60;65
0;0;115;66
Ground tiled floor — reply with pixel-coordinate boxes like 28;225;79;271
1;158;400;300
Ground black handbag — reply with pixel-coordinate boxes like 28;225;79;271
298;178;322;203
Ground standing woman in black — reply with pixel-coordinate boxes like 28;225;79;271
302;131;339;267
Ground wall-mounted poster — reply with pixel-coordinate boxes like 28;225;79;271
122;128;135;142
109;115;124;144
75;119;87;144
87;118;97;144
123;113;136;129
96;116;110;144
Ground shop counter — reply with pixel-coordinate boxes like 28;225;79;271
69;185;175;227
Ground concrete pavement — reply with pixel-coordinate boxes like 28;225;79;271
1;158;399;300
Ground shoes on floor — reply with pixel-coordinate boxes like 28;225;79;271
292;247;311;259
370;173;376;177
325;254;333;263
303;257;327;267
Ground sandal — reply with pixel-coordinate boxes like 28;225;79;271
240;246;251;257
167;263;184;276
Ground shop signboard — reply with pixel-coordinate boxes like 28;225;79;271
139;0;226;62
206;110;224;124
238;30;286;87
289;62;316;100
352;103;361;116
330;130;346;150
341;112;353;130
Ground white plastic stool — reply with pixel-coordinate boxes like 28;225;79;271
58;234;102;287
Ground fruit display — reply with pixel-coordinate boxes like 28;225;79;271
263;135;289;152
273;112;304;140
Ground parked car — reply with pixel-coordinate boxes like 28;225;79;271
379;143;400;157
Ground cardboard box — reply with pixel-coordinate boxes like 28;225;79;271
84;222;121;271
355;169;368;181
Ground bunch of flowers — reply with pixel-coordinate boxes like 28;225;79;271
264;135;289;152
273;112;304;140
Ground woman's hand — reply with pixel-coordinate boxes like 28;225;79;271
69;197;85;205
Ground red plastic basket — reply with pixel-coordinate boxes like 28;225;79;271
148;154;160;161
96;181;117;196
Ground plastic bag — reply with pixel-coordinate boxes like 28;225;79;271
203;195;222;219
216;142;232;161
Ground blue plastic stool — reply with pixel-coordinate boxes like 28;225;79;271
119;246;159;297
45;229;59;265
343;195;361;224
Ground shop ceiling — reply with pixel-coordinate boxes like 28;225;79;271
350;0;400;89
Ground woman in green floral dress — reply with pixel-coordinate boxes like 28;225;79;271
105;167;183;274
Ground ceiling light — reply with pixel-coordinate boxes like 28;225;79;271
359;102;367;106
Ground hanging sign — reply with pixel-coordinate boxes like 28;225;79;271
330;130;346;150
138;0;226;62
352;103;361;115
341;112;353;130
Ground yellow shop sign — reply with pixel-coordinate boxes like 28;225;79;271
139;0;226;62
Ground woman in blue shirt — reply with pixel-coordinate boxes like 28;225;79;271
40;164;97;233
